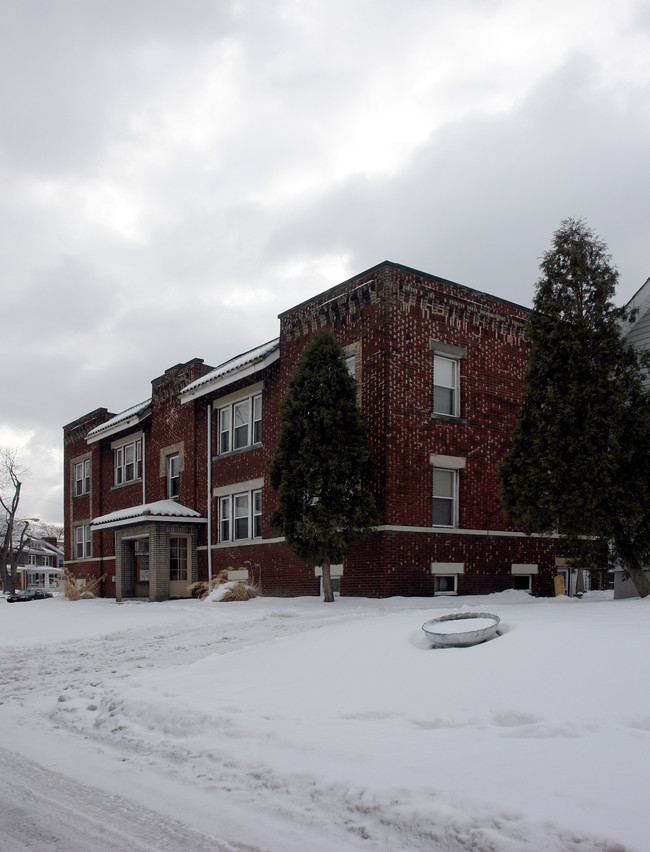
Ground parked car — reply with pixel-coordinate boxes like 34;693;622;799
6;589;54;603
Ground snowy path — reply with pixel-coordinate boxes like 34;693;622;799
0;747;254;852
0;600;402;852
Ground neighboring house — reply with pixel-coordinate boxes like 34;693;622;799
16;534;64;590
64;261;565;602
622;275;650;374
615;275;650;598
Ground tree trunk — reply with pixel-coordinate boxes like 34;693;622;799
321;556;335;603
622;556;650;599
0;552;8;594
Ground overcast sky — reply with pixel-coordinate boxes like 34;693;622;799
2;0;649;526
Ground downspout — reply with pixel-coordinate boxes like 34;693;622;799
207;404;213;585
142;431;146;505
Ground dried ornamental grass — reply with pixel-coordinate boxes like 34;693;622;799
188;564;260;602
212;580;259;602
56;569;105;600
187;570;228;600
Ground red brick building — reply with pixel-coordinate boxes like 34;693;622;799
63;262;560;601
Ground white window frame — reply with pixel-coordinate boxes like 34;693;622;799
219;488;262;542
432;467;458;527
74;524;91;559
433;354;460;418
167;453;180;500
513;574;532;592
114;439;142;485
219;495;231;542
74;458;91;496
434;574;457;595
430;562;463;595
511;563;537;594
218;393;262;455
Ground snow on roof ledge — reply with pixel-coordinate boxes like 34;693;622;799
86;400;152;444
180;338;280;403
92;500;206;530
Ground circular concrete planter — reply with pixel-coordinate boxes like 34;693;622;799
422;612;501;648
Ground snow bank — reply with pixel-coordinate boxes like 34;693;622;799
1;591;648;851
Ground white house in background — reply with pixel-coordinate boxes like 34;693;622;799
623;276;650;383
615;276;650;598
16;535;64;590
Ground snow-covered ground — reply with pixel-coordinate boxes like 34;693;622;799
1;590;648;851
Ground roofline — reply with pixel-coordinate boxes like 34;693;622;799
91;514;207;530
278;260;531;318
180;344;280;404
625;275;650;309
63;408;112;432
86;402;152;444
621;276;650;335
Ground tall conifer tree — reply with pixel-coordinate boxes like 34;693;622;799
500;218;650;597
269;329;378;602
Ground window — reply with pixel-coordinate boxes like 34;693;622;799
513;574;532;592
114;439;142;485
170;537;188;581
233;400;250;450
74;458;91;496
28;554;37;566
135;539;149;582
253;395;262;444
167;454;180;499
219;407;231;454
253;489;262;538
219;489;262;542
345;354;356;378
432;468;457;527
220;496;231;541
512;563;537;594
434;575;457;595
433;355;459;417
234;493;250;539
218;394;262;454
74;524;91;559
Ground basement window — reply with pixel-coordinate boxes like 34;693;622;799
434;574;457;595
511;563;537;594
513;575;532;592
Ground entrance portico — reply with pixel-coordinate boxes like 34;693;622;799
92;501;206;602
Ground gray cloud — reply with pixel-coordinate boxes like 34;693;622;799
266;54;650;304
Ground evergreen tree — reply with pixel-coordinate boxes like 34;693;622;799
269;329;378;602
499;218;650;597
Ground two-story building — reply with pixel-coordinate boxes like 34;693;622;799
14;534;64;590
63;261;561;601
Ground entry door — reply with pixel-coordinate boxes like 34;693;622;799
134;539;150;591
